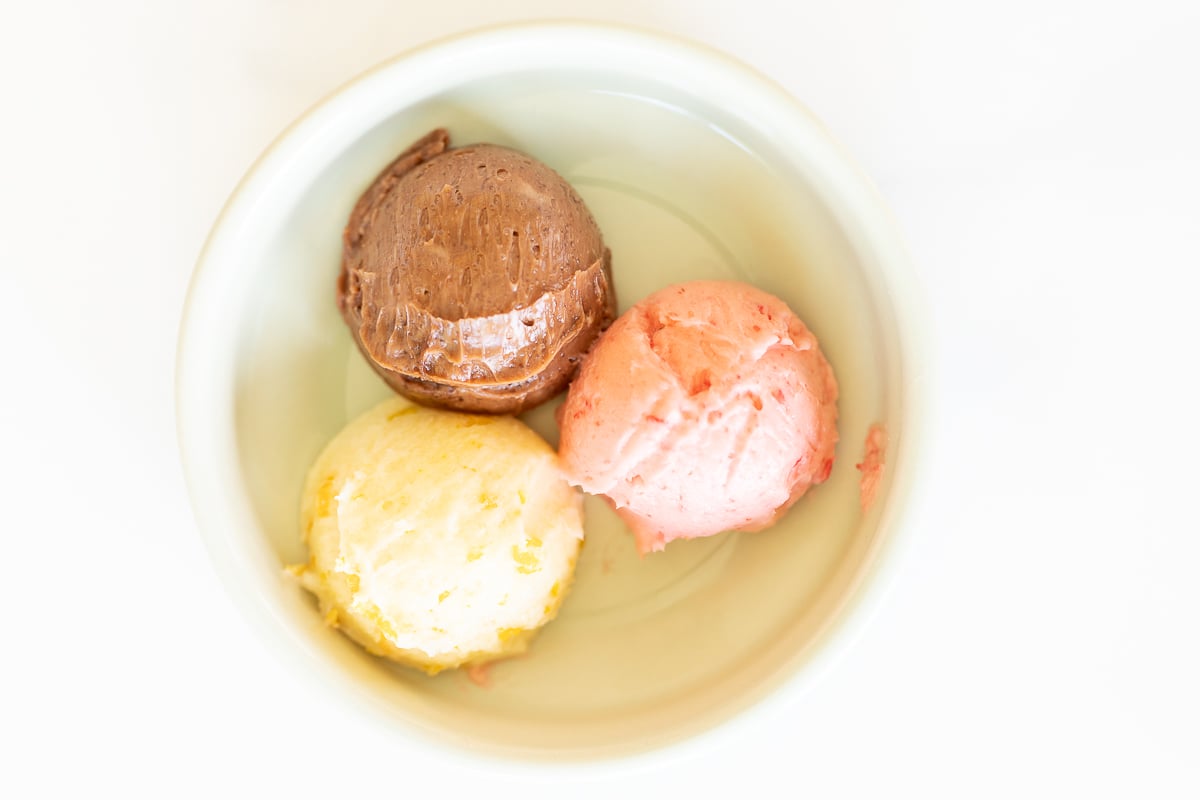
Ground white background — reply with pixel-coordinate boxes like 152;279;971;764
2;0;1198;796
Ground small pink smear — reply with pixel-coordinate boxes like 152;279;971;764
856;424;888;512
466;663;493;688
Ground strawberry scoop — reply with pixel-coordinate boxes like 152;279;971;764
557;280;838;553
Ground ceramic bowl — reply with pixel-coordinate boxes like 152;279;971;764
177;21;928;763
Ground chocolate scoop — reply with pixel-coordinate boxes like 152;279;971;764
338;128;616;414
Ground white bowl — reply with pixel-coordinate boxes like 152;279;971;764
177;21;928;763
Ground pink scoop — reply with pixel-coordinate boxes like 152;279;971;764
557;280;839;553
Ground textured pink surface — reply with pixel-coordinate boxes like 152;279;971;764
856;424;888;512
558;281;839;553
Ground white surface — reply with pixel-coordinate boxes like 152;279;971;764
1;0;1197;796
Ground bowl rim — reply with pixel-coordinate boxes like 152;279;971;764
176;18;932;773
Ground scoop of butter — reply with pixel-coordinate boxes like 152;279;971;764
288;396;583;673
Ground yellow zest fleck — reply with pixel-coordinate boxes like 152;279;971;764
314;474;337;516
479;492;498;510
432;627;447;634
323;608;339;627
517;489;526;505
525;535;542;548
497;627;525;644
376;617;398;641
549;581;560;598
511;545;541;574
345;574;360;594
467;545;485;562
438;590;451;603
361;601;397;641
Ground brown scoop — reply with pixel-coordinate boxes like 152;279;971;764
338;129;616;414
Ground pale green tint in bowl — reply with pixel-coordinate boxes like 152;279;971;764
178;23;926;763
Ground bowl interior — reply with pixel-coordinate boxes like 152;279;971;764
211;38;904;760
